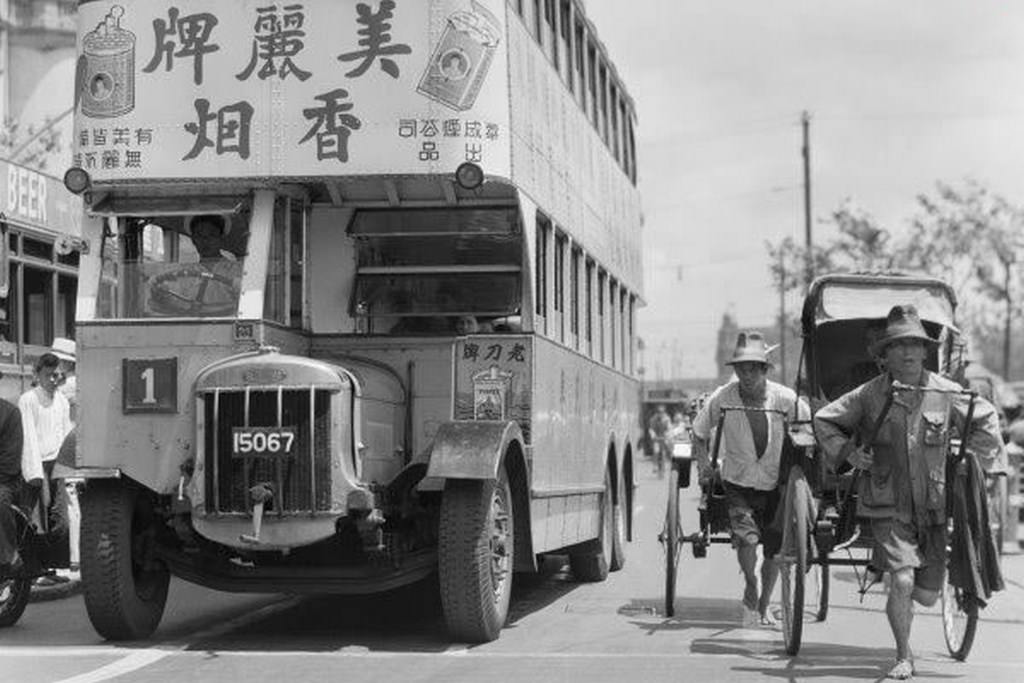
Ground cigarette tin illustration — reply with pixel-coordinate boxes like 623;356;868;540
81;5;136;118
472;365;513;420
417;1;501;112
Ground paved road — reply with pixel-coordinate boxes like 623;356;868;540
3;462;1024;682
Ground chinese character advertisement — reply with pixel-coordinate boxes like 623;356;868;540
72;0;511;180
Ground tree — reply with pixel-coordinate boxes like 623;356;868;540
765;180;1024;379
1;116;66;171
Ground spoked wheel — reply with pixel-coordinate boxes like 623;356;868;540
779;467;812;655
662;466;683;617
81;480;170;640
941;574;978;661
439;466;515;643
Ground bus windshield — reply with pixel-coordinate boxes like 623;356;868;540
97;202;251;319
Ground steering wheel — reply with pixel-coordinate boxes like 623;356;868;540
147;264;239;316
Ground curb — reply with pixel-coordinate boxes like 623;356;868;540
28;578;82;603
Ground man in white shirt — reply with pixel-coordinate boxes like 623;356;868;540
20;352;74;574
692;331;807;626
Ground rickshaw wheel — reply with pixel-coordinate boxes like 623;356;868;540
664;466;682;617
439;466;515;643
780;467;811;656
941;574;978;661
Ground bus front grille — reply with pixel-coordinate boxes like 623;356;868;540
202;388;333;514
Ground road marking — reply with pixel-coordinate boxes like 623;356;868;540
7;645;1024;671
40;597;303;683
53;650;170;683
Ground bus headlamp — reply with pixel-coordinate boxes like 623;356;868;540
454;162;484;190
63;167;92;195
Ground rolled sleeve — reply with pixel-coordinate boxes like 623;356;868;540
814;388;865;469
956;394;1005;471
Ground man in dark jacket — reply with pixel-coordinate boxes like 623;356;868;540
815;305;1004;680
0;395;24;572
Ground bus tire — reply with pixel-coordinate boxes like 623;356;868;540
570;470;613;582
81;480;169;641
439;467;514;643
610;472;627;571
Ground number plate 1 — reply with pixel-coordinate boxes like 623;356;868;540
232;427;298;458
123;358;178;413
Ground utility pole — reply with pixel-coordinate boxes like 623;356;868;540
1004;258;1013;380
778;254;787;384
802;110;813;292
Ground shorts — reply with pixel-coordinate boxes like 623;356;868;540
870;518;947;592
723;481;782;557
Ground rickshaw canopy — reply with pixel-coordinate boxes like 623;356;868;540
802;273;958;335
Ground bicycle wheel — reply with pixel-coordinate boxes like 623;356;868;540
941;575;978;661
780;467;811;655
664;466;682;617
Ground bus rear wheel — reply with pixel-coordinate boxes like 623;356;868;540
439;467;515;643
570;469;614;582
610;472;628;572
81;480;169;640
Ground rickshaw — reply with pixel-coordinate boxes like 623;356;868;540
661;273;998;659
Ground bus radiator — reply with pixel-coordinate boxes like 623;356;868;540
201;388;333;515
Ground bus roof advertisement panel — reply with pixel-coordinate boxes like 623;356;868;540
72;1;511;181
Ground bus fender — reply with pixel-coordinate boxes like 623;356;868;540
426;420;524;480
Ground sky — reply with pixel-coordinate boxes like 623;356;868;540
583;0;1024;379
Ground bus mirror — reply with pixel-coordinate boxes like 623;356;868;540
0;222;7;298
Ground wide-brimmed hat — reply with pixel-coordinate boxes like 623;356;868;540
871;304;938;355
724;331;776;367
50;337;76;363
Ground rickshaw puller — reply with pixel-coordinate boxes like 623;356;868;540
815;304;1004;680
692;331;806;627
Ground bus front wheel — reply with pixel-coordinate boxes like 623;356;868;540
81;480;169;640
439;467;515;643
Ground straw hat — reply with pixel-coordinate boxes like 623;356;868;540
50;337;76;363
724;331;776;367
871;305;938;355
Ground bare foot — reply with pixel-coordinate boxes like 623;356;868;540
886;659;915;680
759;609;778;627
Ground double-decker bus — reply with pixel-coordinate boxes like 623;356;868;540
66;0;642;642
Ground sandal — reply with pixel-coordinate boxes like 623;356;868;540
886;659;915;680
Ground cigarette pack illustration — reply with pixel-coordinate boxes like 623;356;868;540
80;5;136;118
417;1;501;112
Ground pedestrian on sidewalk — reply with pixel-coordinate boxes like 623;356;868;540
815;305;1005;680
691;331;808;627
19;353;74;586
